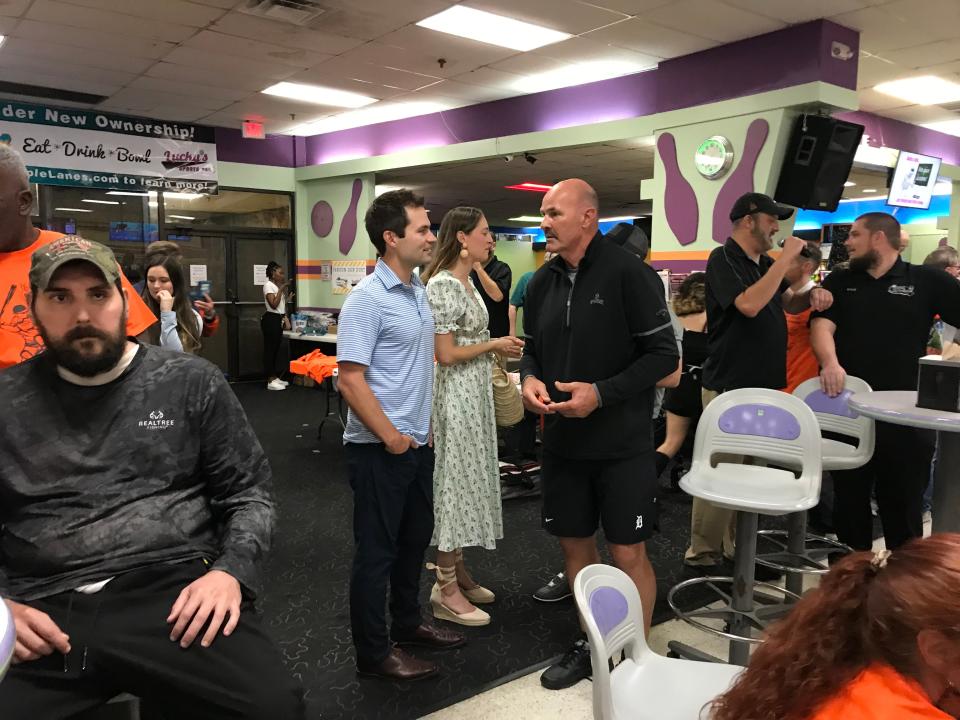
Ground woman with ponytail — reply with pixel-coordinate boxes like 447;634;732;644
709;533;960;720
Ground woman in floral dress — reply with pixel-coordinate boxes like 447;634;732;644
421;207;524;626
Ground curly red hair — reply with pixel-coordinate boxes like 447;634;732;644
708;533;960;720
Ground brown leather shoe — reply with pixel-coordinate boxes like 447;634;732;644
393;622;467;649
356;648;438;681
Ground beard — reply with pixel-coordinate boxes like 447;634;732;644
849;249;879;273
751;224;773;251
36;314;128;377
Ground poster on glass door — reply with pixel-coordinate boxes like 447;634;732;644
0;99;218;194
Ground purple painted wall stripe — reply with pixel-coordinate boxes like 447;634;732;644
837;110;960;167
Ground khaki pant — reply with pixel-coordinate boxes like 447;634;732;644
683;388;737;566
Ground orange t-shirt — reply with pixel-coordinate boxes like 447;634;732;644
812;664;952;720
784;307;820;394
0;230;156;370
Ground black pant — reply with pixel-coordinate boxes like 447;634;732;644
260;312;286;378
832;423;935;551
0;560;304;720
345;443;434;665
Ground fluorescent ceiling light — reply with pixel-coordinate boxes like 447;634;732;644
512;60;656;93
106;191;149;197
167;215;195;221
81;199;120;205
508;215;544;222
262;81;377;109
922;119;960;137
874;75;960;105
844;181;856;187
163;192;202;200
505;182;552;192
55;207;93;213
416;6;571;52
289;102;448;135
934;180;952;195
600;215;641;222
840;195;888;203
862;188;877;193
0;36;6;50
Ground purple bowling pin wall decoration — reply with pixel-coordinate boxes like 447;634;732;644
712;118;769;243
339;178;363;255
657;132;698;246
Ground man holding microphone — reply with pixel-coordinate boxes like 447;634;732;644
684;192;833;572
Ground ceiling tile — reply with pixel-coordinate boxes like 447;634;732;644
573;0;674;14
584;17;716;58
301;2;452;42
0;0;29;17
181;30;333;68
452;67;525;89
463;0;627;34
641;0;786;44
56;0;228;26
535;36;661;66
297;55;442;91
154;49;301;86
406;80;513;103
373;25;518;74
284;69;412;100
856;88;914;112
857;52;908;89
101;87;228;113
0;52;138;88
834;6;954;53
26;0;199;42
12;18;176;58
183;0;235;7
126;76;250;104
0;37;157;75
880;104;959;125
882;40;960;70
0;16;17;33
0;67;127;97
209;13;365;54
487;53;568;76
721;0;873;24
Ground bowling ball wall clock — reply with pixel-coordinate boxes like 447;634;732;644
695;135;734;179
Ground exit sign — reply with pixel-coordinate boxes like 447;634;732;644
242;120;265;139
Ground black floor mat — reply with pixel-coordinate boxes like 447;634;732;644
235;383;729;720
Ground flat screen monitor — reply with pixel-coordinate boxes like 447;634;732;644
887;150;942;209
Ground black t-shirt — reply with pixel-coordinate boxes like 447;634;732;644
812;258;960;390
471;256;511;338
702;238;789;391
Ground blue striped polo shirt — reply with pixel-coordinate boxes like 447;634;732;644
337;260;435;445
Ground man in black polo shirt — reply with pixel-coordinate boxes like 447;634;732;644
811;211;960;551
470;239;512;338
684;192;833;569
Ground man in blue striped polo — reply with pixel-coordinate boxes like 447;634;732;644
337;189;466;681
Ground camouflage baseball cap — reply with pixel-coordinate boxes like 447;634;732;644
29;235;121;291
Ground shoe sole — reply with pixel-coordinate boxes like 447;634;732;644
540;671;590;690
356;668;439;681
431;602;491;626
393;637;467;650
533;592;572;603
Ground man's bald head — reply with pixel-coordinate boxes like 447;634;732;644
0;144;35;252
540;178;600;264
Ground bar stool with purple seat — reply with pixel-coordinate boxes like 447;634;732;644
666;388;822;666
575;563;742;720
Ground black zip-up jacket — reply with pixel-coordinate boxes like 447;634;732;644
520;233;679;460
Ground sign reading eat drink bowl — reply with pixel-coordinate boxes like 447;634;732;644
0;100;219;194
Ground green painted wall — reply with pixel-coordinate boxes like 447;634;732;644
295;173;376;311
218;161;295;192
492;237;540;336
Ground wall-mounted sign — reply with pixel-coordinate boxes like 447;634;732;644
694;135;734;179
331;260;366;294
0;100;218;194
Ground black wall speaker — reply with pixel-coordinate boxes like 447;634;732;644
774;115;864;212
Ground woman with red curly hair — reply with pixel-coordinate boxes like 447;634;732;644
709;533;960;720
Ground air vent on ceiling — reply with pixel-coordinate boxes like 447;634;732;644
0;81;107;105
239;0;325;25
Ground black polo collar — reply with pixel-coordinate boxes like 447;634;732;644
547;231;605;274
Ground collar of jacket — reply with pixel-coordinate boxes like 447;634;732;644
547;231;606;275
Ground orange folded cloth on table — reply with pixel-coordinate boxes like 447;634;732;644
290;350;338;384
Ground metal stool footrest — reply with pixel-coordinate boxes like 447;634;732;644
755;529;851;575
667;576;802;644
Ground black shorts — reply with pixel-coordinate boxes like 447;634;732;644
541;450;659;545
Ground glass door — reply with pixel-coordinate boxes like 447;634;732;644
233;234;290;379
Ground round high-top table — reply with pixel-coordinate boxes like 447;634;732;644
848;390;960;533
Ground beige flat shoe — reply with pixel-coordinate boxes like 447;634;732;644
426;564;491;627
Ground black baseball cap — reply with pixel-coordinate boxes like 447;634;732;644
729;192;794;222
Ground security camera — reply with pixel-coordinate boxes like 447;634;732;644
524;152;537;165
503;154;514;162
831;41;853;61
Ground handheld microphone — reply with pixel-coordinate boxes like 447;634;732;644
778;237;813;259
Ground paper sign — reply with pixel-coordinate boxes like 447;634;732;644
253;264;268;286
189;264;207;284
331;260;366;295
320;261;331;282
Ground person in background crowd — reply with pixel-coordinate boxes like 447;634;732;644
685;192;832;573
337;189;465;682
470;237;512;338
141;243;204;354
783;241;824;394
0;144;154;371
508;251;554;337
655;272;708;479
709;534;960;720
900;229;910;255
420;207;524;627
812;212;960;552
521;179;678;690
924;245;960;278
262;261;291;391
0;236;304;719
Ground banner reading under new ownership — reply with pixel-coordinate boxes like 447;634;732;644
0;100;218;194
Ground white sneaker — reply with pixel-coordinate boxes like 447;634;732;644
277;379;290;386
267;379;286;391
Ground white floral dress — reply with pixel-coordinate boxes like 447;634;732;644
426;271;503;551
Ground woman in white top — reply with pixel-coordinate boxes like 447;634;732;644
142;250;203;354
262;261;292;391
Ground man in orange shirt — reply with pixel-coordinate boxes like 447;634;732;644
783;241;823;394
0;145;155;370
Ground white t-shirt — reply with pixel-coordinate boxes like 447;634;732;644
263;280;285;314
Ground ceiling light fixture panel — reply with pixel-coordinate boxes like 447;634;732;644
416;6;571;52
262;81;378;109
873;75;960;105
504;182;553;192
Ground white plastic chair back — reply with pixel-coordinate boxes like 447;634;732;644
0;600;13;682
575;564;742;720
681;388;823;515
792;377;875;470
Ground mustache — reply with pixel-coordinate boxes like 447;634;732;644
64;326;110;343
